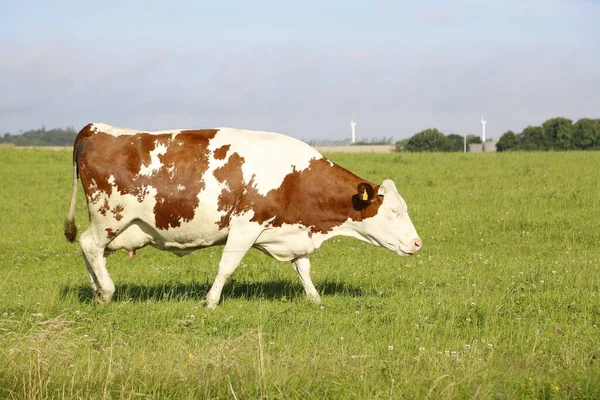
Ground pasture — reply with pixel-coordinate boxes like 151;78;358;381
0;148;599;399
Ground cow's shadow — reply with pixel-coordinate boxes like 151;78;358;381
61;280;366;303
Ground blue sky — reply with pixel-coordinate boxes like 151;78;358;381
1;0;599;141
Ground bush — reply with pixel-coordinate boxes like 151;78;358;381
405;128;452;152
497;130;520;151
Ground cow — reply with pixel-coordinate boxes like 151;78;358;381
64;123;422;308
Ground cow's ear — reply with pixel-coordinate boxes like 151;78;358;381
357;183;375;203
377;184;386;197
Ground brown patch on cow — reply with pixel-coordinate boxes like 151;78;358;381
75;126;219;230
106;228;117;239
250;159;382;233
98;199;110;216
214;156;382;234
213;144;230;160
78;123;96;139
213;152;257;229
112;205;124;221
153;130;219;229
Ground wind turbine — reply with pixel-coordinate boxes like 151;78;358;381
481;114;487;143
350;118;356;144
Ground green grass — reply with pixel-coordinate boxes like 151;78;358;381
1;148;599;399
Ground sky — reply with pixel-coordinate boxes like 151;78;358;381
1;0;599;141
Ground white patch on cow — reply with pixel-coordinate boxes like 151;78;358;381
195;139;237;212
307;220;365;252
139;142;167;177
106;223;153;252
177;184;186;191
88;181;158;246
90;123;184;137
254;223;315;261
208;128;325;196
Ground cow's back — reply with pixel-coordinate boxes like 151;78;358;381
207;127;324;196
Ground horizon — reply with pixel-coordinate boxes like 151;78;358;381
7;114;592;142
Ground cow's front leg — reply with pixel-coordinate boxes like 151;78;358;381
292;255;321;304
205;225;262;309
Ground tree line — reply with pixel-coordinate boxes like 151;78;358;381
396;117;600;152
395;129;482;152
495;117;600;151
0;126;78;147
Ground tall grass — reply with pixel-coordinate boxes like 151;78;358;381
0;149;599;398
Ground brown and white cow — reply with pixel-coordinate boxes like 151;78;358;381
65;123;422;308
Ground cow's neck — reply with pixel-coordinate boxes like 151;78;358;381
311;218;379;250
308;167;383;248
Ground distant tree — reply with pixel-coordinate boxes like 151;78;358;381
446;134;464;152
542;117;573;150
466;135;482;144
497;130;520;151
0;127;78;146
572;118;600;150
520;126;544;151
352;137;393;145
395;138;409;152
405;128;452;152
398;117;598;153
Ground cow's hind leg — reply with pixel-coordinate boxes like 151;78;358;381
205;225;262;309
292;255;321;304
79;228;115;304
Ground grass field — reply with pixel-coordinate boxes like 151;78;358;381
1;148;599;399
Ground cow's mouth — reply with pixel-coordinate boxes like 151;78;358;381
396;249;414;257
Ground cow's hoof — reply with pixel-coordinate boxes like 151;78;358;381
307;293;322;304
94;297;112;305
204;299;219;309
93;291;113;305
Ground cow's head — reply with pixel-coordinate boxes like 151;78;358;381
356;179;422;256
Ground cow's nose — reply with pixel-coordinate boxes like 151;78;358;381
413;239;423;252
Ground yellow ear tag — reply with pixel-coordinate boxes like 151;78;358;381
362;191;369;201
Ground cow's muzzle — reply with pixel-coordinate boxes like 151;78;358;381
398;238;423;256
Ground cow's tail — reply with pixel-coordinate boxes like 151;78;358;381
64;149;79;243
